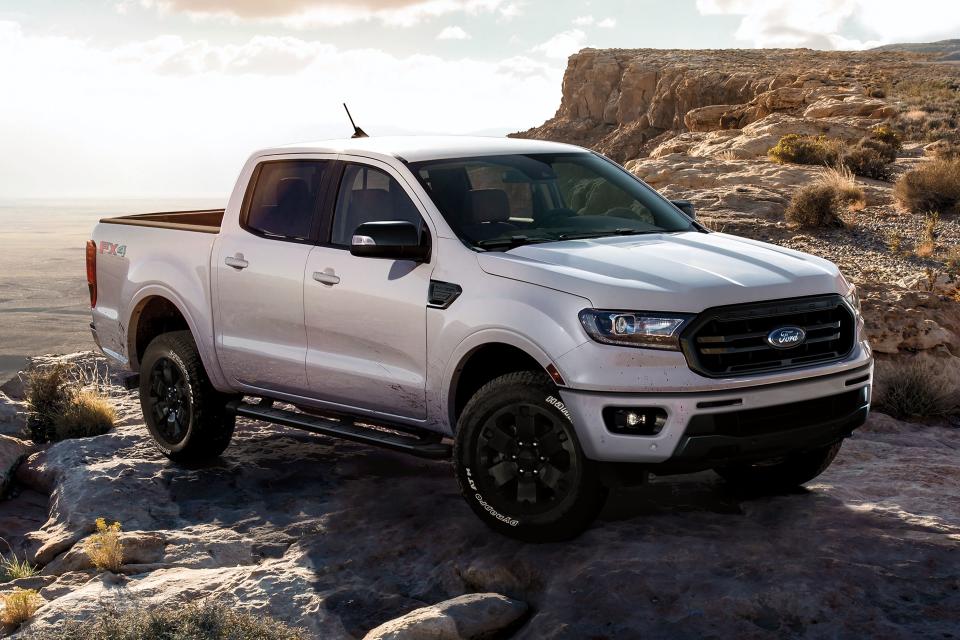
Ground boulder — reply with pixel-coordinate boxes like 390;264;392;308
804;96;898;119
363;593;528;640
0;434;31;496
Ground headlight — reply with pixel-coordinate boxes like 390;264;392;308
579;309;692;350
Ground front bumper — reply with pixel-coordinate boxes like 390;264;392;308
558;350;872;465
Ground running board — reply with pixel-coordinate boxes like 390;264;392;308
226;400;451;460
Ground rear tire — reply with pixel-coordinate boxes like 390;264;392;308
715;441;842;493
454;371;607;542
139;331;236;462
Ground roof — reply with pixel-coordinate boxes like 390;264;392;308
257;135;589;163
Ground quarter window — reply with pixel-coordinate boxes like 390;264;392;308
245;161;328;240
330;164;424;246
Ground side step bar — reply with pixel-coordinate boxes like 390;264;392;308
226;399;452;460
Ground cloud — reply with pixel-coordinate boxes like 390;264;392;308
573;15;615;28
0;21;563;198
572;15;594;26
696;0;960;49
596;17;616;28
436;25;470;39
135;0;514;27
532;28;586;59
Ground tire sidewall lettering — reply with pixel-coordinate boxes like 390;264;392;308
464;466;520;527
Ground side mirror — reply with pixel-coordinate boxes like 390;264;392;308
671;200;696;220
350;221;430;262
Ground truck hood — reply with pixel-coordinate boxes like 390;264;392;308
476;231;846;312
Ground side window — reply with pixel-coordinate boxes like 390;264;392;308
330;164;423;246
244;161;327;240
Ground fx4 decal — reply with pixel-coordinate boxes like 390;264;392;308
99;241;127;257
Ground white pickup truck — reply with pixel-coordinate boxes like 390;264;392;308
88;136;872;541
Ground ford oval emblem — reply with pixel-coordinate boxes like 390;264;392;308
766;326;806;349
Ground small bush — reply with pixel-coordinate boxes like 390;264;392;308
24;365;115;443
769;134;843;166
1;555;38;583
84;519;123;573
1;588;41;627
874;360;959;420
869;125;902;151
35;601;304;640
842;143;895;180
894;159;960;214
54;390;116;441
785;183;844;228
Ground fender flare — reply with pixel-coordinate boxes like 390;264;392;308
126;284;231;391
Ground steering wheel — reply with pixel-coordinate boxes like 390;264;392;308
536;207;577;227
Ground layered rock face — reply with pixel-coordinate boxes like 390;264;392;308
515;48;907;162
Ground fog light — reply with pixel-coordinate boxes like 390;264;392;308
603;407;667;435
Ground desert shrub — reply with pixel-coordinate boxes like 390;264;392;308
1;588;41;627
928;138;960;160
874;360;959;420
1;555;38;583
816;165;865;209
894;159;960;214
769;134;842;166
785;183;844;228
842;143;895;180
24;364;115;443
54;390;116;440
33;601;304;640
84;519;123;573
869;125;902;151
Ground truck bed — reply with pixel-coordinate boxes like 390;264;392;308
100;209;224;234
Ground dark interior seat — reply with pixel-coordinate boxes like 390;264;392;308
462;188;517;240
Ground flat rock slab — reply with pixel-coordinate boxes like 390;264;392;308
4;368;959;639
363;593;528;640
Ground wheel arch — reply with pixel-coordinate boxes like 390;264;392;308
445;332;559;430
125;287;229;391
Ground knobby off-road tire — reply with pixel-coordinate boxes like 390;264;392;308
454;371;607;542
139;331;236;462
715;441;843;493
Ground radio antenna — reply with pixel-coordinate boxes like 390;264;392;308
343;103;369;138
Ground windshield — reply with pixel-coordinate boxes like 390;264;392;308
408;152;696;250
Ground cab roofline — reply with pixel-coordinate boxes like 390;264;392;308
253;135;589;163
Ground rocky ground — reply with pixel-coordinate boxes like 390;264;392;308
1;354;959;639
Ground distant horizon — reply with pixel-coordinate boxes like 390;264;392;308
2;0;958;199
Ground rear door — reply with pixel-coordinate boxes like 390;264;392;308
215;158;333;395
303;159;434;418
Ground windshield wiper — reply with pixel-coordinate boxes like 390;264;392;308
476;235;554;250
558;228;658;240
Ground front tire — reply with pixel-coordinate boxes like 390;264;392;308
454;371;607;542
715;441;842;493
139;331;236;462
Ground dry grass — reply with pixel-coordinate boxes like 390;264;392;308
785;183;844;228
894;159;960;214
28;601;305;640
84;519;123;573
1;588;41;627
843;142;895;180
24;363;116;443
816;165;865;210
54;390;117;441
874;359;959;420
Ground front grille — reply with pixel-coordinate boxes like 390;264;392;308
680;295;855;377
685;388;868;438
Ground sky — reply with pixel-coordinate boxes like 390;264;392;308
1;0;959;199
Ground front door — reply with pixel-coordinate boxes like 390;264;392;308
304;160;433;418
216;158;331;395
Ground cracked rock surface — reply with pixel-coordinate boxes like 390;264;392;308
1;356;958;638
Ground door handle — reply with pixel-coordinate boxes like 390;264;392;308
225;254;249;270
312;271;340;285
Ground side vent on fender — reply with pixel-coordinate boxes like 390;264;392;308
428;280;462;309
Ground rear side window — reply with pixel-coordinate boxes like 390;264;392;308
245;161;328;240
330;164;423;246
